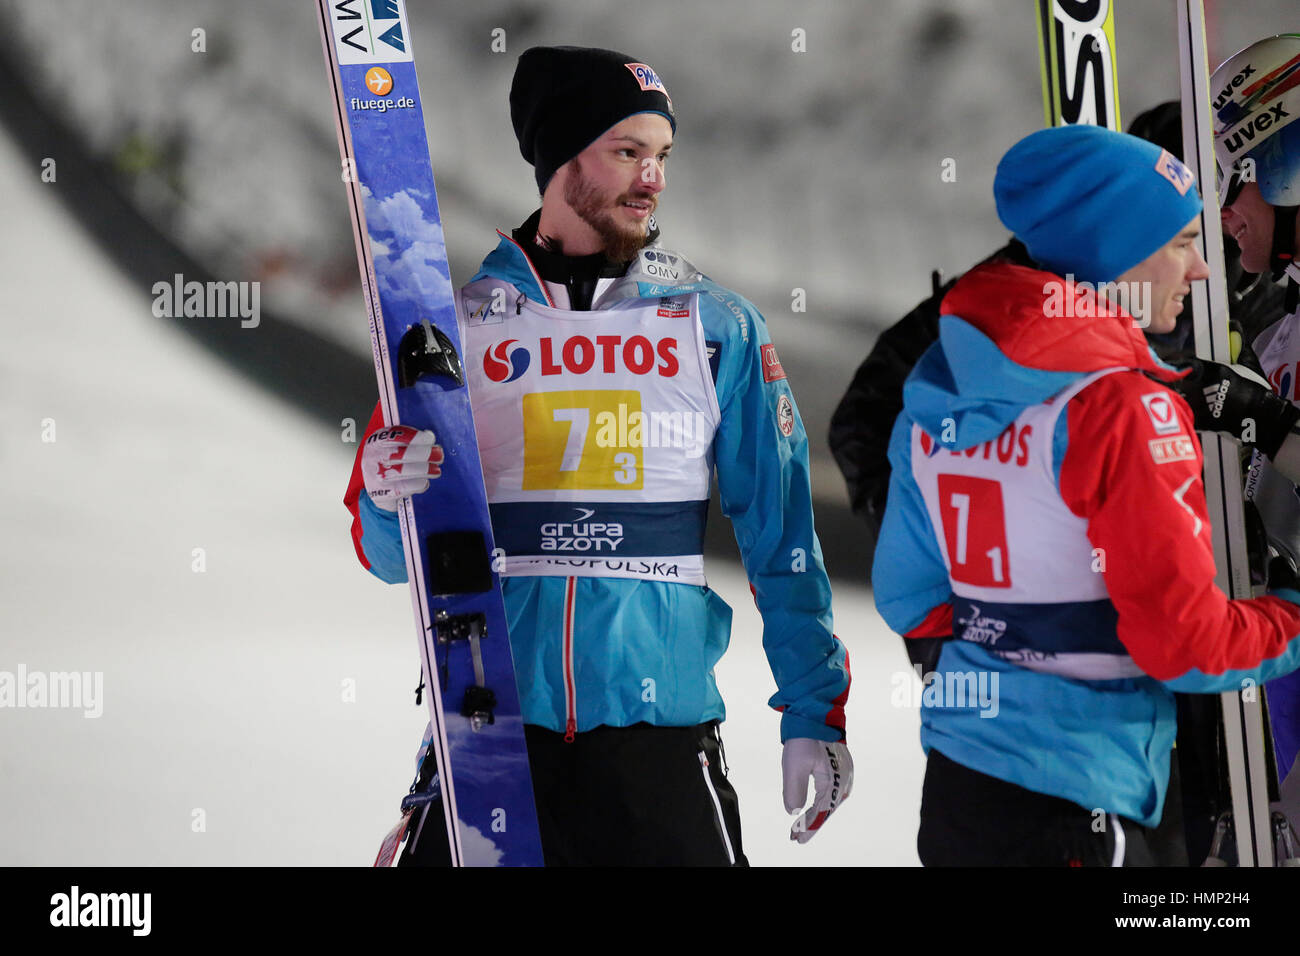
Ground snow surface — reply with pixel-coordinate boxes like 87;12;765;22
0;125;923;866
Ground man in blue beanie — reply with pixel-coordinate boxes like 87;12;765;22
872;123;1300;866
344;45;851;866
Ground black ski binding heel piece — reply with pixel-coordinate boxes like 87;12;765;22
434;610;496;731
398;318;464;387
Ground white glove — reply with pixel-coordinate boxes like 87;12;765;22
781;738;853;844
360;425;444;512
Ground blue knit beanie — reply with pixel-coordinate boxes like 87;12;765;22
994;125;1203;284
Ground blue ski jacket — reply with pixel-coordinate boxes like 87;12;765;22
346;231;849;743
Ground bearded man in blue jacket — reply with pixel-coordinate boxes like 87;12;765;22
345;46;851;866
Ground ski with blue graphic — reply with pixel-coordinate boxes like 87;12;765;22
316;0;543;867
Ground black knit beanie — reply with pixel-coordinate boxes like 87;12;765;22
510;46;676;193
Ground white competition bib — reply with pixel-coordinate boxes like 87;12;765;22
458;279;721;585
911;369;1121;603
909;368;1146;680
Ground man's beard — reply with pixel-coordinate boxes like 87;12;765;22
563;158;654;262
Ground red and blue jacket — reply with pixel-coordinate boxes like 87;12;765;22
873;262;1300;825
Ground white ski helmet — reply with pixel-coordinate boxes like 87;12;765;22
1211;34;1300;207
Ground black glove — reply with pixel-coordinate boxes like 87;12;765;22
1268;553;1300;592
1245;499;1270;589
1170;358;1300;459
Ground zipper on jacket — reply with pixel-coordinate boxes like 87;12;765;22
698;750;736;865
563;576;577;742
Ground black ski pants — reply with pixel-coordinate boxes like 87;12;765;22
918;748;1155;866
399;720;748;867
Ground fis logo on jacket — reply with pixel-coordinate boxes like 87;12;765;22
483;339;530;382
466;292;505;325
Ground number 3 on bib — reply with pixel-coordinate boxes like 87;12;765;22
936;474;1012;588
522;390;645;491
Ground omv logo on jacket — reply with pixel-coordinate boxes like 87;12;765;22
484;339;531;382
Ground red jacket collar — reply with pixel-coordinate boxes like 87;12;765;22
939;262;1182;381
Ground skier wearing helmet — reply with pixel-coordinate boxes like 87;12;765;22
1216;35;1300;290
1213;34;1300;815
